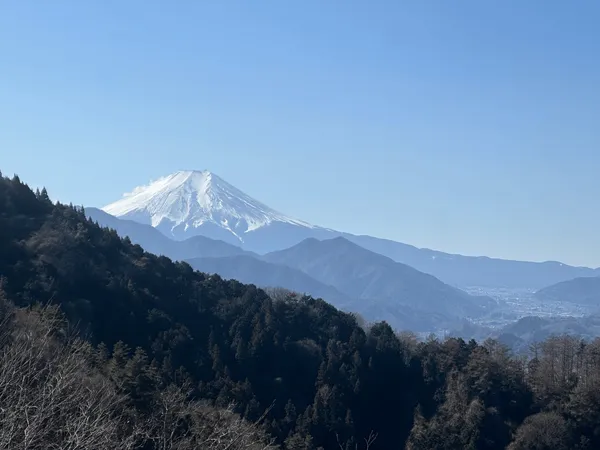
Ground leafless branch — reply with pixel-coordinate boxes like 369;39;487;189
0;302;140;450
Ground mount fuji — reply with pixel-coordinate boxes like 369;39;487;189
100;169;599;289
102;170;337;253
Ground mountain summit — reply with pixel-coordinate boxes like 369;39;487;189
102;170;321;248
101;170;599;287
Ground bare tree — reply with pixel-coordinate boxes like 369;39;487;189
264;286;300;303
507;412;570;450
0;295;279;450
528;334;581;398
191;403;276;450
336;430;378;450
145;383;277;450
0;302;140;450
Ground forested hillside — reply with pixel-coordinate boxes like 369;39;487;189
1;172;600;449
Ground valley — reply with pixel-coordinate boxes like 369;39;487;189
465;286;597;328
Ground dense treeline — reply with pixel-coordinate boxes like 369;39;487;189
1;172;600;449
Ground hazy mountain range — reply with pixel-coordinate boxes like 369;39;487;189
87;169;600;333
535;276;600;306
86;207;252;260
262;237;495;318
100;170;599;290
87;207;490;331
186;254;354;308
451;313;600;353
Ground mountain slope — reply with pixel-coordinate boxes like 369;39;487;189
86;207;492;330
535;276;600;306
185;254;466;331
102;170;334;251
451;314;600;354
89;208;362;316
345;234;599;290
86;207;252;260
186;255;354;308
263;237;496;318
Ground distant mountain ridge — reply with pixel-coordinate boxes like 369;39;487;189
186;238;498;332
262;237;496;319
99;170;599;289
535;276;600;306
186;254;354;308
451;314;600;353
346;234;600;290
87;208;493;331
86;207;252;260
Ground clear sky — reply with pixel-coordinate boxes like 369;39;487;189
1;1;599;267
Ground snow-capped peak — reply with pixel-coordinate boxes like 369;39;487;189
102;170;314;241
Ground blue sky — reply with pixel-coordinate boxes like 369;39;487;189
1;1;599;266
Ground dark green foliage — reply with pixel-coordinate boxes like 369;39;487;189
1;173;600;449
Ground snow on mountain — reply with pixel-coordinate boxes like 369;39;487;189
102;170;317;244
101;170;599;288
